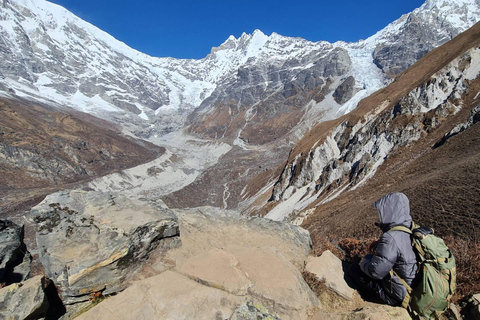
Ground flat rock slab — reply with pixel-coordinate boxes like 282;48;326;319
306;250;355;301
168;206;312;269
75;270;243;320
179;246;321;316
178;248;251;295
31;190;180;304
0;275;49;319
169;207;320;320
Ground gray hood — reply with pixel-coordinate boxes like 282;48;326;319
373;193;412;231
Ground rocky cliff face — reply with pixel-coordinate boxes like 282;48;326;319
259;21;480;221
373;0;480;78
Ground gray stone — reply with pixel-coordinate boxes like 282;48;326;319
434;105;480;148
333;76;356;104
170;207;312;269
73;206;320;320
166;207;320;320
229;301;281;320
306;250;355;301
31;190;180;304
0;220;30;283
0;275;49;320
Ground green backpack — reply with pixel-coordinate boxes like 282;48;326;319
389;225;456;320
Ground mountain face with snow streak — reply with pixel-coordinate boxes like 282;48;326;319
0;0;479;143
1;0;480;212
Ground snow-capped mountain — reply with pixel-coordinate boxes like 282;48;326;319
0;0;479;141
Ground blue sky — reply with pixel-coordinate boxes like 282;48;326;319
48;0;426;59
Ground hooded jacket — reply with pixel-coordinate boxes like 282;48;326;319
360;192;418;303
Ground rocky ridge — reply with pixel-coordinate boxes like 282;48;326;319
256;21;480;221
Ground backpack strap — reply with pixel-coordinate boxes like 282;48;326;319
388;226;412;234
388;225;427;259
390;269;412;309
387;225;415;310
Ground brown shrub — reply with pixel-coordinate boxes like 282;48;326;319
310;234;342;258
338;238;378;263
302;270;327;297
310;235;378;263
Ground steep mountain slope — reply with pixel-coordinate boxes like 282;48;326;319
0;96;163;216
251;21;480;229
1;0;479;211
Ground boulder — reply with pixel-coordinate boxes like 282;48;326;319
74;206;320;320
178;246;321;318
0;219;31;284
177;248;251;295
0;275;49;319
31;190;180;304
305;250;355;301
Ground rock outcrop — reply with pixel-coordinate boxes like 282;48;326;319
70;205;416;320
76;270;244;320
305;250;355;301
0;219;30;284
0;275;49;320
31;190;180;304
75;206;320;320
433;105;480;148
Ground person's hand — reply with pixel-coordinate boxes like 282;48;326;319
360;254;373;271
369;240;379;254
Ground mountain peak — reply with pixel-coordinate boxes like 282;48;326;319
211;30;269;54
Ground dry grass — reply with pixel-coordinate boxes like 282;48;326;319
444;236;480;302
302;270;328;297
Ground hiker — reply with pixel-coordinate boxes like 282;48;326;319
349;192;418;306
